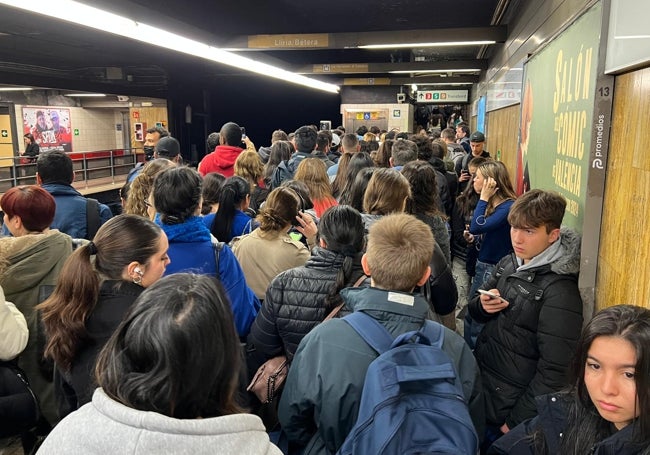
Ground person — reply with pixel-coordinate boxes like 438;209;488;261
205;175;257;244
231;187;315;300
464;160;517;347
199;121;254;177
389;138;418;170
35;151;112;240
0;185;73;425
234;150;269;214
312;131;335;168
294;158;337;218
258;129;288;164
468;189;583;450
48;110;71;149
441;127;466;169
126;126;169;183
328;133;360;185
338;167;377;213
246;205;366;369
21;133;40;163
489;304;650;455
402;160;451;264
38;215;170;415
456;122;471;154
335;152;375;203
373;138;393;168
263;140;293;188
200;172;226;215
361;167;411;231
271;125;318;188
457;131;490;192
123;158;176;218
152;136;183;164
151;166;259;338
37;274;282;455
0;285;28;362
278;214;484;454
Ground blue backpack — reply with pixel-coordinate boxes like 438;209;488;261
338;312;479;455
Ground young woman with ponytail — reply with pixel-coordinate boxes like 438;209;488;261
246;205;366;368
204;175;257;243
37;215;169;416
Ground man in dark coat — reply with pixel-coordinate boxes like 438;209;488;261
279;214;484;455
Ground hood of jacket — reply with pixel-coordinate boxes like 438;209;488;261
212;145;243;171
257;145;272;164
517;227;581;276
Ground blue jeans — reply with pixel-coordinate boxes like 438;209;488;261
464;260;495;349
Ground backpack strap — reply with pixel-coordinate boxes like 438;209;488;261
85;198;101;240
212;238;224;277
420;320;445;350
343;312;394;355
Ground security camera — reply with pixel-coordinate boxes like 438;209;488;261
117;95;129;102
397;93;406;104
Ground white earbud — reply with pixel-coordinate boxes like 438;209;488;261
134;267;143;275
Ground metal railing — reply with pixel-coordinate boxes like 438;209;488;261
0;148;145;193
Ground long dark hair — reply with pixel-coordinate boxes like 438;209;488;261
319;206;365;312
559;305;650;454
339;167;377;212
264;140;293;183
211;176;250;243
38;215;163;371
96;274;243;419
402;160;445;219
337;152;375;202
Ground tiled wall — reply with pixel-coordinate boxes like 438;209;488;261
16;106;123;153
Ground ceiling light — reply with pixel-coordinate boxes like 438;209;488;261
359;40;495;49
390;69;481;74
0;87;33;91
0;0;339;94
64;93;106;97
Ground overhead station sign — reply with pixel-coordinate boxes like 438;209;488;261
417;90;469;103
248;34;329;49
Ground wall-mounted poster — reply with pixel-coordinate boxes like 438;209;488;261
22;107;72;153
516;2;601;231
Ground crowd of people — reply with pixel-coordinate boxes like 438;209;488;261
0;122;648;454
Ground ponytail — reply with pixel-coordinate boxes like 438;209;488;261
211;176;250;243
38;243;100;371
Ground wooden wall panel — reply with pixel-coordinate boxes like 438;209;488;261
596;67;650;310
486;104;520;179
129;107;168;150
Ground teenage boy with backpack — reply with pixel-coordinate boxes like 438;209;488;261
279;213;484;455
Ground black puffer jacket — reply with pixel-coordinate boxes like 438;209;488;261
246;247;365;366
468;229;583;429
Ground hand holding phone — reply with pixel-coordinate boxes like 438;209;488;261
478;289;509;314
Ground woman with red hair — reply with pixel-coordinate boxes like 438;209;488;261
1;185;74;426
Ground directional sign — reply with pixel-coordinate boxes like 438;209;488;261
1;130;7;138
416;90;468;103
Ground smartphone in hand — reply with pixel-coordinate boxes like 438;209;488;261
478;289;506;302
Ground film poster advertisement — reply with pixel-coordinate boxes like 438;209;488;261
516;2;601;232
22;106;73;153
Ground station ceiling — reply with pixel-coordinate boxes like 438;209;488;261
0;0;514;96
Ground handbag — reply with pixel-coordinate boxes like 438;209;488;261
246;299;350;404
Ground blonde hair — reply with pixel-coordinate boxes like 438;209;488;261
124;159;176;217
294;158;333;201
234;150;263;191
363;168;411;215
366;214;433;291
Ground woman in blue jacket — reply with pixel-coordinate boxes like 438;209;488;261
151;167;260;338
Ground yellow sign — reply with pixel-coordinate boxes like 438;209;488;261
313;63;369;73
248;34;329;49
343;78;391;86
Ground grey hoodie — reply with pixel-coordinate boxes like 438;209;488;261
37;389;282;455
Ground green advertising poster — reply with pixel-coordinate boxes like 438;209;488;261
517;2;601;231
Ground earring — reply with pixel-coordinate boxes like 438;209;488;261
133;267;143;285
